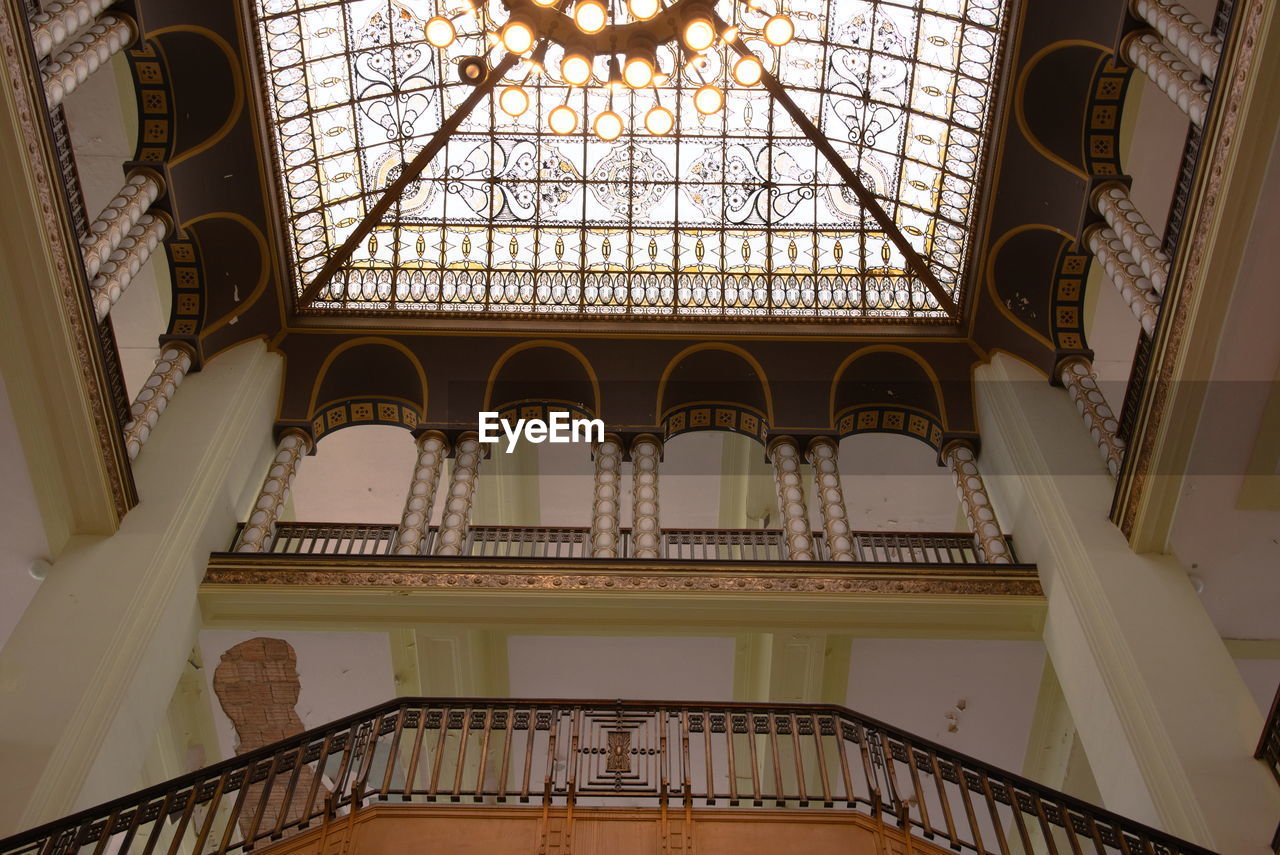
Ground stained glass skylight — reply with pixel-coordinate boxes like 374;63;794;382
252;0;1008;320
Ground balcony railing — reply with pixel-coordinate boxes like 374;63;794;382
245;523;1013;564
1258;682;1280;787
0;698;1212;855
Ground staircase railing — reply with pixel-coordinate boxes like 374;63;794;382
0;699;1213;855
244;523;1012;564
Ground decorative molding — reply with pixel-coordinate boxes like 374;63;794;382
126;39;174;163
834;403;944;450
1049;243;1091;353
662;402;768;444
1084;57;1131;177
310;397;420;440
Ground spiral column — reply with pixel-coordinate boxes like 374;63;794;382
942;441;1011;564
1122;30;1210;126
236;430;311;553
1059;356;1127;477
90;212;171;322
41;13;135;108
629;435;662;559
805;437;854;561
122;343;194;460
81;170;165;280
1131;0;1222;79
434;433;482;556
29;0;114;61
395;431;449;556
1085;225;1161;335
1093;183;1169;295
590;434;624;558
767;436;815;561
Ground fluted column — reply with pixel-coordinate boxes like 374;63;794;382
1093;183;1169;295
122;343;194;460
81;170;165;280
1059;356;1127;477
41;13;135;108
590;434;623;558
236;430;311;553
395;431;448;555
942;441;1011;564
767;436;815;561
29;0;114;60
1131;0;1222;79
434;433;481;556
90;211;171;322
629;434;662;559
805;438;854;561
1123;30;1210;126
1085;225;1161;335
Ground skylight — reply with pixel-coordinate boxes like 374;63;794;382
252;0;1007;320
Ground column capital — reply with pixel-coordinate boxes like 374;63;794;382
939;436;979;460
765;434;800;460
1090;179;1130;211
592;432;624;459
803;435;840;460
126;165;168;196
273;425;314;454
1052;352;1093;380
412;429;450;453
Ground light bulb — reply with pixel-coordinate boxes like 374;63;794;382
500;17;535;54
574;0;608;34
549;104;579;134
732;54;763;86
694;83;723;114
499;85;529;116
628;0;660;19
594;110;624;141
561;50;593;85
531;0;558;6
763;14;794;46
424;16;456;48
682;15;716;51
644;104;674;135
623;54;654;88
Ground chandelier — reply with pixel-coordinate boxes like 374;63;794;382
420;0;796;140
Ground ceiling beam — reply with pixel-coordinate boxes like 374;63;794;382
720;24;960;318
298;52;520;307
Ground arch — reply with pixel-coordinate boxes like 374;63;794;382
1013;40;1111;180
829;345;948;450
984;224;1077;350
183;212;271;338
483;340;601;416
309;396;423;442
308;336;428;419
149;25;245;166
657;344;773;444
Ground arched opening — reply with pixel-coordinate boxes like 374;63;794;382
287;424;421;525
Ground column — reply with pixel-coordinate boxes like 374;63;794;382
805;437;854;561
122;343;194;460
90;211;171;322
394;431;448;556
1058;356;1127;477
1131;0;1222;80
767;436;814;561
1123;30;1211;127
41;13;135;108
29;0;114;60
434;432;481;556
590;434;623;558
629;434;662;559
81;169;165;280
1093;182;1169;295
941;440;1011;564
235;429;311;553
1085;224;1161;335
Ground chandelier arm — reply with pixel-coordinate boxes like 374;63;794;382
718;22;960;318
298;51;521;308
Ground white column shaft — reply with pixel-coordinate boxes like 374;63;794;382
590;436;623;558
235;432;309;553
769;437;815;561
434;435;481;556
943;443;1012;564
81;170;164;280
41;14;133;108
1087;226;1161;335
395;432;447;555
122;345;193;460
1132;0;1222;79
1059;357;1127;477
1125;31;1211;126
806;439;854;561
630;436;662;559
29;0;114;61
90;212;169;322
1095;184;1170;295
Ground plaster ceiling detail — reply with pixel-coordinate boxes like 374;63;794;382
251;0;1008;319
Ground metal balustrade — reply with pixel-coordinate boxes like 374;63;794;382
1258;682;1280;787
0;698;1213;855
239;523;1010;564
